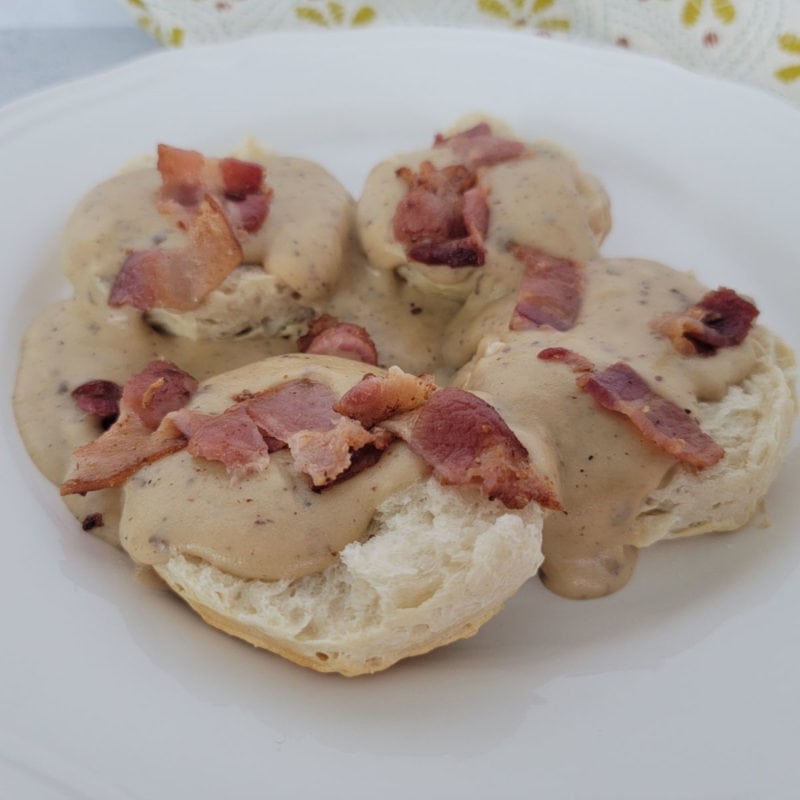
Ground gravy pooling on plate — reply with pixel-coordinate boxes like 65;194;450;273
13;118;789;599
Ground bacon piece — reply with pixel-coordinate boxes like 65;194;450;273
168;380;360;481
218;157;264;197
171;405;271;480
60;360;198;496
462;185;490;240
171;379;380;485
157;145;205;206
81;513;104;532
334;367;438;428
537;347;594;373
111;145;271;312
224;192;271;234
434;122;527;168
381;388;560;510
120;360;199;430
509;244;585;331
577;362;724;468
109;195;243;311
652;287;759;356
61;368;387;492
157;144;272;234
71;380;122;422
393;161;488;267
297;315;379;365
246;379;342;444
407;237;486;268
321;442;387;489
60;416;185;496
394;162;473;241
287;417;377;487
60;414;186;496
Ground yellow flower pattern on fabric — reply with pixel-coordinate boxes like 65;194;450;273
775;33;800;83
295;2;376;27
127;0;185;46
681;0;736;28
118;0;799;106
477;0;571;32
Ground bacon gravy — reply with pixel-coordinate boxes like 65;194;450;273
13;120;789;600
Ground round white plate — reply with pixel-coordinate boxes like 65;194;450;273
1;29;798;800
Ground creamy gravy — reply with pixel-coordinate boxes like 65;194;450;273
64;150;353;341
454;258;758;598
121;355;429;580
357;139;610;304
13;129;759;599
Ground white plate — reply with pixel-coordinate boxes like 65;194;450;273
2;29;799;800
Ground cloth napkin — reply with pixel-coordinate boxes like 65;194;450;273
123;0;800;107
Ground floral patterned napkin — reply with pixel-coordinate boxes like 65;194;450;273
124;0;800;107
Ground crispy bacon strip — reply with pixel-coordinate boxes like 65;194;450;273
539;349;725;468
157;144;272;234
393;161;488;267
509;244;585;331
333;367;438;429
380;387;561;511
297;315;379;365
61;360;197;495
434;122;527;168
60;415;186;496
652;287;759;356
110;145;272;312
577;362;724;468
109;195;243;311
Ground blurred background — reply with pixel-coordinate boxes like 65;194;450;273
2;0;799;107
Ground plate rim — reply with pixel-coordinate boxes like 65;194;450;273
2;26;799;800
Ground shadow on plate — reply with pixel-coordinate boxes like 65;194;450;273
49;441;800;759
